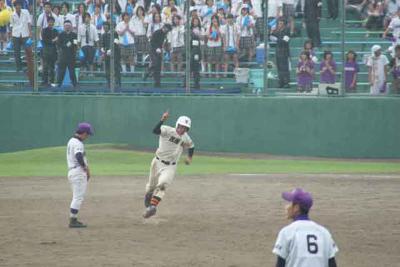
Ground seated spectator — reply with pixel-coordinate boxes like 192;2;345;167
383;7;400;42
297;51;314;92
365;0;385;33
319;51;336;84
344;50;359;92
345;0;368;21
367;45;389;94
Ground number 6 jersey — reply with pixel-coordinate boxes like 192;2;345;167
272;219;338;267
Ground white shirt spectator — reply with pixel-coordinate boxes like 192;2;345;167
168;25;185;48
236;15;255;37
147;22;163;38
207;26;223;47
252;0;263;17
37;12;58;29
10;9;31;38
201;5;216;25
267;0;282;18
221;23;239;48
60;13;76;28
77;23;99;47
117;0;127;13
116;20;135;44
92;13;107;34
388;16;400;38
131;16;147;35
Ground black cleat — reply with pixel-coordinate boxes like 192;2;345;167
69;218;87;228
142;205;157;219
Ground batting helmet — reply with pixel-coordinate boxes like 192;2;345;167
176;116;191;129
76;122;94;135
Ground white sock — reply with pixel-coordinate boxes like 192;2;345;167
70;213;77;219
121;64;127;73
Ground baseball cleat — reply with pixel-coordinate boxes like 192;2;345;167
143;205;157;219
69;218;87;228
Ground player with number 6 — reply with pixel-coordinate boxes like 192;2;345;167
272;188;339;267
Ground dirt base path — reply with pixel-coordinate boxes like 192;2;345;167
0;174;399;266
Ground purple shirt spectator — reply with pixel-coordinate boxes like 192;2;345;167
320;59;336;84
297;60;314;90
344;61;359;91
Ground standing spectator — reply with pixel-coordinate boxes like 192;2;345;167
162;0;182;24
327;0;339;19
344;50;359;92
304;0;322;47
237;4;255;65
169;15;185;75
41;16;58;86
132;6;149;65
319;51;336;84
367;45;389;94
144;24;172;87
183;29;202;89
10;1;31;72
0;0;10;54
282;0;296;35
57;20;78;88
207;15;223;77
222;13;239;76
116;12;135;73
201;0;216;26
60;2;76;29
77;13;99;73
75;3;87;32
101;22;121;88
147;12;163;39
389;44;400;94
297;51;314;92
52;5;63;31
252;0;264;42
92;4;106;36
271;18;291;88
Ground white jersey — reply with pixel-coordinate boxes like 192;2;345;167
273;220;338;267
156;125;194;163
66;137;88;169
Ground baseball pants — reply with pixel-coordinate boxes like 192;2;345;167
68;168;88;211
146;157;176;200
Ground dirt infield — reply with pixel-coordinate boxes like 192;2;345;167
0;174;399;267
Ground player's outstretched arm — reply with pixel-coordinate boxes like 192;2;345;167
184;147;194;165
152;110;169;135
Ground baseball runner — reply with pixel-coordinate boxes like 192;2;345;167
143;111;195;219
273;188;339;267
66;122;93;228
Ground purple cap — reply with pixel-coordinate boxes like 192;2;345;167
76;122;94;135
282;188;313;211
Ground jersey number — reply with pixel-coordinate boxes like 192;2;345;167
306;234;318;254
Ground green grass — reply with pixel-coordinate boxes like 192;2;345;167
0;144;399;177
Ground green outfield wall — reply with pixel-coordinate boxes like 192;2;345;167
1;94;399;158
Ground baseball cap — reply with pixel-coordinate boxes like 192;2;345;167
371;45;381;53
282;188;313;211
76;122;94;135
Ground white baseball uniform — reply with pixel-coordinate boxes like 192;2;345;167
146;125;194;199
273;219;338;267
66;137;89;212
